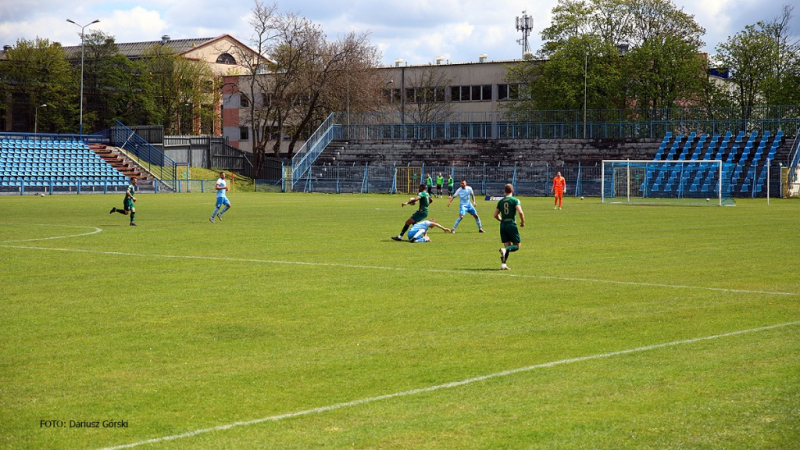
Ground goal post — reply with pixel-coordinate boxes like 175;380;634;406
601;160;736;206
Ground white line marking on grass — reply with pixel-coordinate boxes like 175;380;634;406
98;320;800;450
0;224;102;243
2;244;798;297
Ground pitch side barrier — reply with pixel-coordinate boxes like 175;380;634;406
267;162;786;198
283;164;601;196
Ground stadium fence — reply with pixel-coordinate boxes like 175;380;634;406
281;162;787;198
338;105;799;141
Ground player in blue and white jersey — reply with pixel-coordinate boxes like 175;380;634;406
446;179;484;233
209;172;231;223
406;219;451;243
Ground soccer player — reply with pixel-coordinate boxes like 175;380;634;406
494;183;525;270
405;219;451;242
436;172;444;198
447;179;484;233
109;177;137;226
552;171;566;210
209;172;231;223
447;174;454;197
425;173;433;196
392;183;432;241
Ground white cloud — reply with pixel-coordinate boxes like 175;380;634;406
104;7;168;43
0;0;797;64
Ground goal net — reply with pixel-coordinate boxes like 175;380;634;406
601;160;736;206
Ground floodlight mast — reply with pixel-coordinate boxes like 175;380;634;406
66;18;100;135
515;11;533;58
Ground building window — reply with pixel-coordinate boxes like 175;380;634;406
498;84;508;100
240;95;250;108
482;84;492;101
216;53;236;65
461;86;471;101
450;86;460;102
434;87;445;102
405;88;415;103
239;127;249;141
498;84;526;100
450;85;492;102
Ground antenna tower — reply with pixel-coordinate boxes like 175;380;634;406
515;11;533;58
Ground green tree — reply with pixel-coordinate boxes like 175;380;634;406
80;31;157;131
0;38;76;133
528;0;708;116
758;5;800;106
715;24;778;128
140;44;213;134
624;34;709;110
506;36;625;112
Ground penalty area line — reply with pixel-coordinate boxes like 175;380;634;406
1;243;798;297
98;320;800;450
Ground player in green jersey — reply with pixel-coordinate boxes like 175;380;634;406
447;174;454;197
425;173;434;196
493;183;525;270
392;183;433;241
109;177;138;226
436;173;444;198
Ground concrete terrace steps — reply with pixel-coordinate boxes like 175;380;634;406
320;138;663;166
90;144;145;181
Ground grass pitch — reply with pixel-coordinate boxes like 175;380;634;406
1;192;798;449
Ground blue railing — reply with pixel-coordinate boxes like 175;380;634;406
111;121;178;191
338;105;800;140
788;126;800;169
291;113;342;186
0;131;108;146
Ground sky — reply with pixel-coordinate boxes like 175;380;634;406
0;0;797;66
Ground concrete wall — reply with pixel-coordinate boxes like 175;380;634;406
321;138;663;166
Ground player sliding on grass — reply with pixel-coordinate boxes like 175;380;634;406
109;177;137;226
392;183;432;241
447;178;484;234
494;183;525;270
209;172;231;223
404;219;451;242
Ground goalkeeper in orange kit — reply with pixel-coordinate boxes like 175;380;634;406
552;171;566;210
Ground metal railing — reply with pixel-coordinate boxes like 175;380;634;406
291;113;342;186
285;162;787;198
338;105;800;140
111;121;178;191
788;126;800;168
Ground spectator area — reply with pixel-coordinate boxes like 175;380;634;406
650;130;784;196
0;138;128;194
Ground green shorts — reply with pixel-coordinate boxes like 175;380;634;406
410;211;428;223
499;221;520;244
123;198;135;212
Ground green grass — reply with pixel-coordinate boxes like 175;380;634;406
1;192;798;449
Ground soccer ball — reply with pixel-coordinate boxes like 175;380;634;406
408;197;417;204
706;198;710;202
39;193;45;197
580;196;584;200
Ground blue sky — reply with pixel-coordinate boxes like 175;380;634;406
0;0;797;66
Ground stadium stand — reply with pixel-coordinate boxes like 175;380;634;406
638;130;788;197
0;138;131;194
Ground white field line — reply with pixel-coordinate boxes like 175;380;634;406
0;224;103;243
1;243;798;297
98;320;800;450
